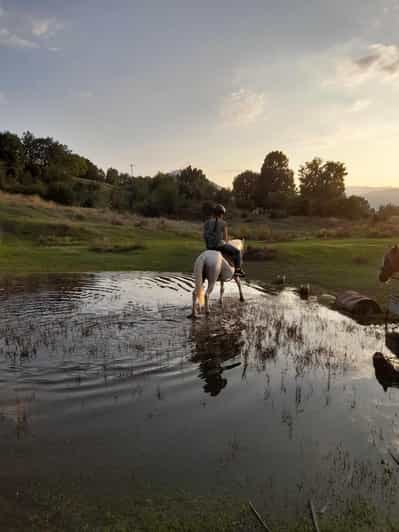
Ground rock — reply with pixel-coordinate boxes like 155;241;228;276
318;294;336;306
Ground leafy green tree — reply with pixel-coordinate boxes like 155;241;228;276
177;166;216;201
299;158;347;216
0;131;23;178
68;154;89;178
342;195;371;220
144;174;179;216
118;173;132;186
106;167;119;185
21;131;36;167
233;170;258;209
45;182;75;205
214;187;233;208
83;159;103;181
0;161;6;187
375;203;399;222
257;151;295;210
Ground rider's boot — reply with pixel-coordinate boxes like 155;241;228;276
234;268;245;277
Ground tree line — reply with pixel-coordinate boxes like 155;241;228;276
0;129;373;220
233;151;371;219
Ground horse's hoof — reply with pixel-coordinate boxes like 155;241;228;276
240;297;245;303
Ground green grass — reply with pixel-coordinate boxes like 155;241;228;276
1;483;396;532
0;191;396;305
248;238;395;303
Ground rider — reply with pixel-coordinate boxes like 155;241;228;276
203;204;245;277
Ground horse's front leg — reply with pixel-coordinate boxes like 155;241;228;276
219;281;225;305
190;290;198;319
235;276;245;302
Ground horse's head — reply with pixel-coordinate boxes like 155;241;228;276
380;245;399;283
228;238;245;254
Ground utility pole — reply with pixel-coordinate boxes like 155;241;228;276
130;163;135;178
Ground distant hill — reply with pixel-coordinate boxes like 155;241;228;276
347;187;399;209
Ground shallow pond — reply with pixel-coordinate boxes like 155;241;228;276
1;272;399;519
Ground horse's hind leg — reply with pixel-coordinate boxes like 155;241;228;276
219;281;225;305
235;277;244;302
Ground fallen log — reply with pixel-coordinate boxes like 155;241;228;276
335;290;381;316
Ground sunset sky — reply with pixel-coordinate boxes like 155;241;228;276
1;0;399;187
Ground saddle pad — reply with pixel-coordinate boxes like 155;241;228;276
221;253;235;268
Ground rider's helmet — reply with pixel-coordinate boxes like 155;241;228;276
214;204;226;216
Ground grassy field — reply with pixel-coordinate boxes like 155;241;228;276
0;191;396;304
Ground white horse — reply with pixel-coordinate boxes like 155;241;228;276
190;239;245;318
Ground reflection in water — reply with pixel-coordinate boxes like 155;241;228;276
190;307;245;396
2;273;399;518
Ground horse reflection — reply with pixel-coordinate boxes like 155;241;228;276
373;352;399;392
385;330;399;357
190;306;245;396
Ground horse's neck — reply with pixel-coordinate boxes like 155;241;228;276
227;239;243;252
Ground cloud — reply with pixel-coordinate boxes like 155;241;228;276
348;99;372;113
77;90;94;98
220;88;266;126
0;91;7;104
383;0;399;13
0;28;38;48
0;7;4;17
334;43;399;86
355;44;399;75
31;18;62;38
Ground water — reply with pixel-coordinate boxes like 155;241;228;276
1;272;399;518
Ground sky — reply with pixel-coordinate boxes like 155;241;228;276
1;0;399;188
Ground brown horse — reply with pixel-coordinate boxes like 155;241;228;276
379;245;399;283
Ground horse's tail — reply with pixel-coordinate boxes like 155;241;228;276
193;254;206;307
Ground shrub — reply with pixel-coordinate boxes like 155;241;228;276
245;246;277;261
317;226;353;239
45;182;75;205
